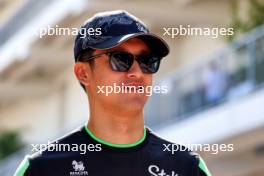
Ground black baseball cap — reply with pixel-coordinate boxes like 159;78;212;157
74;10;169;61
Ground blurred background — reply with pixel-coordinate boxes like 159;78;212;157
0;0;264;175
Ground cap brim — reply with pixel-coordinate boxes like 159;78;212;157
88;33;170;57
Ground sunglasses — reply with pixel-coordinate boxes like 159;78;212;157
78;51;162;74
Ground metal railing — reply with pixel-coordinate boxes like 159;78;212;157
145;25;264;128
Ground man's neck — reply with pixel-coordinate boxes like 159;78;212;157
87;107;145;145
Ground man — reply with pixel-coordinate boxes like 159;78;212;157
15;10;211;176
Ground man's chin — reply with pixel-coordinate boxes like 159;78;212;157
123;92;149;100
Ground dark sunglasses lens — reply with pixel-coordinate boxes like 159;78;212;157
109;52;134;72
138;55;161;73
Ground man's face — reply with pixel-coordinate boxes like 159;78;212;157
77;38;153;112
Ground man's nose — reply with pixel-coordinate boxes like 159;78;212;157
126;60;143;79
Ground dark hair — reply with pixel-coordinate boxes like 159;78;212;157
76;49;95;93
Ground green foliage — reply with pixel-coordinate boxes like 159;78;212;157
229;0;264;41
0;131;24;160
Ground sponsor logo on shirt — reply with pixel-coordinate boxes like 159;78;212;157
70;160;88;176
148;164;178;176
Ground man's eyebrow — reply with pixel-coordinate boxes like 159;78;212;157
139;50;151;54
106;47;125;52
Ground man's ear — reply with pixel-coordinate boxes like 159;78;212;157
74;62;92;86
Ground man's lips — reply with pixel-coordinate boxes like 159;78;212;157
122;82;146;91
122;82;145;87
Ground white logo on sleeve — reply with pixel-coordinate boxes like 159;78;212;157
70;160;88;175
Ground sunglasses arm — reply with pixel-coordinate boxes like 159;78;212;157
78;53;110;62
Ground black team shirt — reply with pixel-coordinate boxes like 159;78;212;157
15;125;211;176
